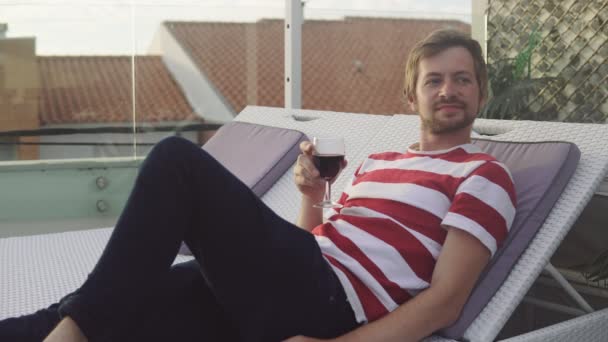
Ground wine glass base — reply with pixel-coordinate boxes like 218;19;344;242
313;202;343;209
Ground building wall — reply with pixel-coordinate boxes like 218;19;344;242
151;23;235;123
0;37;40;159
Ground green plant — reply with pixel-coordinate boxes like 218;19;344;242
480;26;561;120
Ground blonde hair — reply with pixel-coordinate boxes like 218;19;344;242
403;29;488;102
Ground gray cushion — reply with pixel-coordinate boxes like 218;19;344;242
440;139;581;339
202;121;307;196
179;121;307;255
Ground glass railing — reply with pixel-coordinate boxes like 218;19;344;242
0;1;287;236
0;0;470;236
0;1;288;164
1;0;605;238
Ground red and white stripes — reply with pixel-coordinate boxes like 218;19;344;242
312;143;516;323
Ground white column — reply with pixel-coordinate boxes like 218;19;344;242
285;0;302;109
471;0;488;62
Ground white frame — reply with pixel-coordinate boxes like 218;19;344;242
285;0;302;109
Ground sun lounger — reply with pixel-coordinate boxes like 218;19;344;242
1;105;608;341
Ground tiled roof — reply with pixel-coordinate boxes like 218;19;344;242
167;17;470;115
38;56;198;125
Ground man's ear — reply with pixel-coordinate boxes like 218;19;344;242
408;95;418;113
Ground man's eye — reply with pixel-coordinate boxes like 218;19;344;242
457;77;471;84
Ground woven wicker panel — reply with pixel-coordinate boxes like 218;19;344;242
0;228;193;319
487;0;607;123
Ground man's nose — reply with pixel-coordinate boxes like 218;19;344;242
439;79;458;98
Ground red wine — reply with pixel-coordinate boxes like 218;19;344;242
314;154;344;179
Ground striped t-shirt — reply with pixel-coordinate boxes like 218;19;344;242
312;143;516;323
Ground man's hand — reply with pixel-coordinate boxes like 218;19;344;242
294;141;325;200
294;141;348;199
294;141;347;231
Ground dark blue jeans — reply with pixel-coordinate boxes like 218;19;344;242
0;137;357;342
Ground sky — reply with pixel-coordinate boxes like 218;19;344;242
0;0;472;55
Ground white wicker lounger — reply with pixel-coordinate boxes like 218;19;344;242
2;106;608;341
0;228;194;320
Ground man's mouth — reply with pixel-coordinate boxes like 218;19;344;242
436;104;464;112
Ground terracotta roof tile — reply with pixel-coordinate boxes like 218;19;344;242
38;56;197;125
167;17;470;116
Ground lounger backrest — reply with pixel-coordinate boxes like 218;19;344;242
179;121;306;255
202;121;307;197
439;139;581;339
220;110;580;339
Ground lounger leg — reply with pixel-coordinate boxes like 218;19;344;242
544;263;594;314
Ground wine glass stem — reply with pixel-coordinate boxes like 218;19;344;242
324;180;331;203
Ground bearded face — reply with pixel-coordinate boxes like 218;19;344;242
409;47;483;136
420;95;477;134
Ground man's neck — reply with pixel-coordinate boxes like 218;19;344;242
418;129;472;152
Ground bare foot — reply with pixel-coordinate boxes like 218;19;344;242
44;317;88;342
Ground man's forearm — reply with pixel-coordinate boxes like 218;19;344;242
296;195;323;231
336;286;460;342
334;227;491;341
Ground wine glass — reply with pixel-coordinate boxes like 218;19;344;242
312;137;345;209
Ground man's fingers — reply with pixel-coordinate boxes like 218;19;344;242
295;175;324;191
299;141;315;155
296;165;319;181
296;154;320;178
295;175;316;188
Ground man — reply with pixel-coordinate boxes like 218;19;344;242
287;29;515;341
1;29;514;342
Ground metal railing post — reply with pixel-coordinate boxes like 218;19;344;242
285;0;302;109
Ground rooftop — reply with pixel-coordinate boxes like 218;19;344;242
167;17;470;115
38;56;198;125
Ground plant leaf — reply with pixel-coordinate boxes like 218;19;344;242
480;77;559;120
